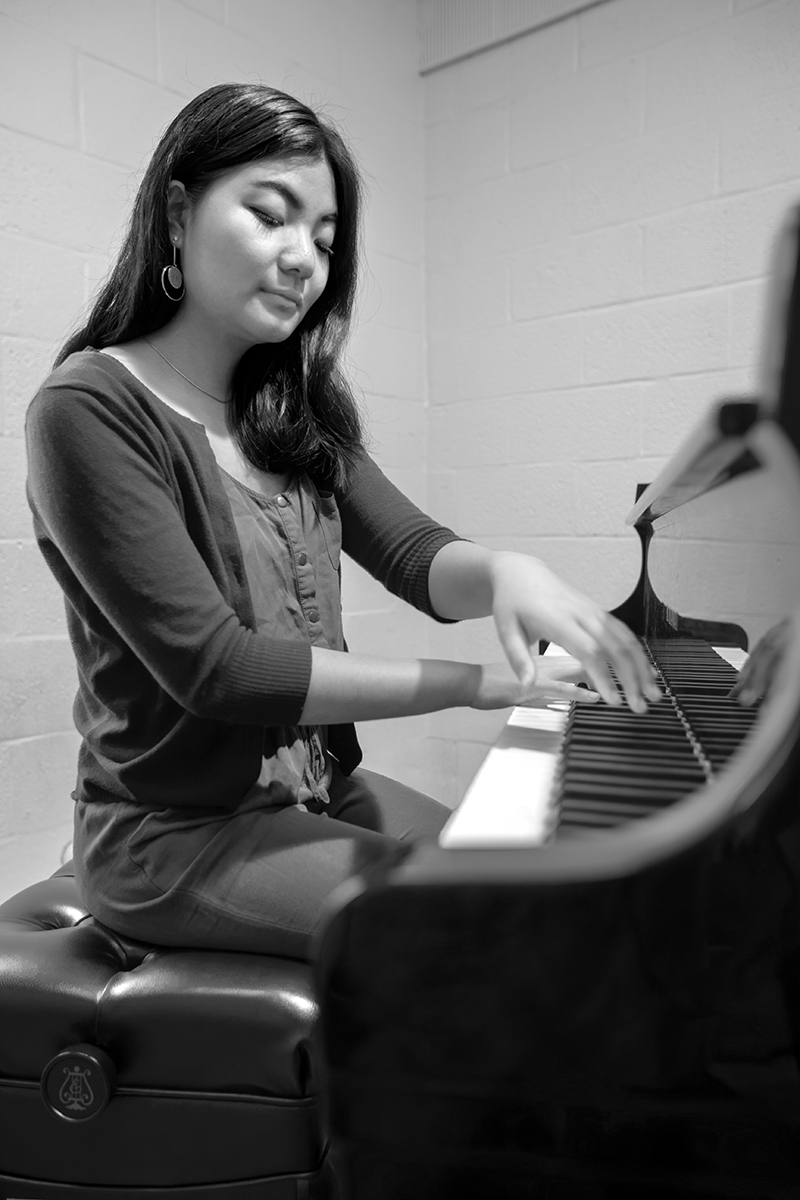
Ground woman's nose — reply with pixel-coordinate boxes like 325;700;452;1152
279;230;315;277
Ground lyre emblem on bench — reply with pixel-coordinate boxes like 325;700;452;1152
59;1064;95;1112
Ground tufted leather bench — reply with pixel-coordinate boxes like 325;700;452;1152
0;861;329;1200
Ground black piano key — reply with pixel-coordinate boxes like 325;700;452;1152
559;813;629;830
560;778;697;803
565;751;705;774
569;731;688;746
560;799;660;821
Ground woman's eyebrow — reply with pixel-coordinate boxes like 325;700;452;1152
250;179;337;224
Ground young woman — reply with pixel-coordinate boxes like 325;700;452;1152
25;83;659;961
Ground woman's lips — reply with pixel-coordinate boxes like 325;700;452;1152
263;289;301;309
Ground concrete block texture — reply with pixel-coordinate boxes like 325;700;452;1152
577;0;730;68
428;313;584;404
451;461;577;540
354;716;454;805
502;385;645;464
571;118;719;232
1;637;77;741
158;2;287;99
0;541;68;639
181;0;225;22
0;0;159;82
0;127;134;258
426;104;509;198
639;370;753;458
348;321;424;401
225;0;341;88
582;290;729;384
511;224;644;320
364;182;424;266
427;256;510;333
729;278;769;376
1;337;56;438
359;253;424;333
510;55;644;171
720;83;800;193
362;395;426;468
426;163;573;273
0;732;80;840
428;384;644;472
427;704;510;752
645;0;800;132
0;438;35;541
0;820;76;905
336;0;419;117
0;13;77;146
643;182;800;298
0;233;93;344
340;555;392;618
79;57;182;168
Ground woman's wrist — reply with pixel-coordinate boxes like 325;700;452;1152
487;548;545;593
428;541;497;619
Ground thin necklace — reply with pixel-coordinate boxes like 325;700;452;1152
143;337;229;405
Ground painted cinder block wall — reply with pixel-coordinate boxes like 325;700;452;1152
422;0;800;807
0;0;426;900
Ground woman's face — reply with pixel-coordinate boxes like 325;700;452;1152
175;153;337;351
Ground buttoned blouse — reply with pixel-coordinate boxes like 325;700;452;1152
218;467;343;807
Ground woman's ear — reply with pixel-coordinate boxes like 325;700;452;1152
166;180;190;247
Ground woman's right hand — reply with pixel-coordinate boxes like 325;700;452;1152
469;655;601;711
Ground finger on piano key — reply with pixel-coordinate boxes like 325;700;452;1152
605;617;663;712
723;622;782;706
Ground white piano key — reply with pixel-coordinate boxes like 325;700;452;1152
712;645;748;671
438;702;569;847
439;646;571;848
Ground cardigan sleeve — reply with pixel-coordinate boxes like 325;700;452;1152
25;381;312;726
336;450;465;621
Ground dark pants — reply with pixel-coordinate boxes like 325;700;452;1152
73;766;450;961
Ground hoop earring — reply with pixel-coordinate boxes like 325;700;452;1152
161;241;185;302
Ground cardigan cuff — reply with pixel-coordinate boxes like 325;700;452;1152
207;634;314;726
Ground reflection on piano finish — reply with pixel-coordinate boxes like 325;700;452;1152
317;209;800;1197
640;411;800;652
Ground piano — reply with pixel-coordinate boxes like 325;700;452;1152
315;210;800;1198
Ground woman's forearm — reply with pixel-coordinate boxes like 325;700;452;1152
298;646;481;725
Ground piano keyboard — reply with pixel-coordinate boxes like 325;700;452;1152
439;639;754;848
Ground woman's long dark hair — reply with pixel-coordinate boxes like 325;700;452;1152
56;83;365;489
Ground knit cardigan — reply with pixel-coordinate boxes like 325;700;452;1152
25;351;461;810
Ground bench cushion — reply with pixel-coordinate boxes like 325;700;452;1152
0;867;323;1188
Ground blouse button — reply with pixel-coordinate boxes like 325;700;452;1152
308;609;320;623
275;494;288;507
297;551;308;566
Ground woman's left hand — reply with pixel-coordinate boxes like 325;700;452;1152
468;655;601;710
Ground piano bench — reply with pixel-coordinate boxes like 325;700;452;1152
0;862;327;1200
